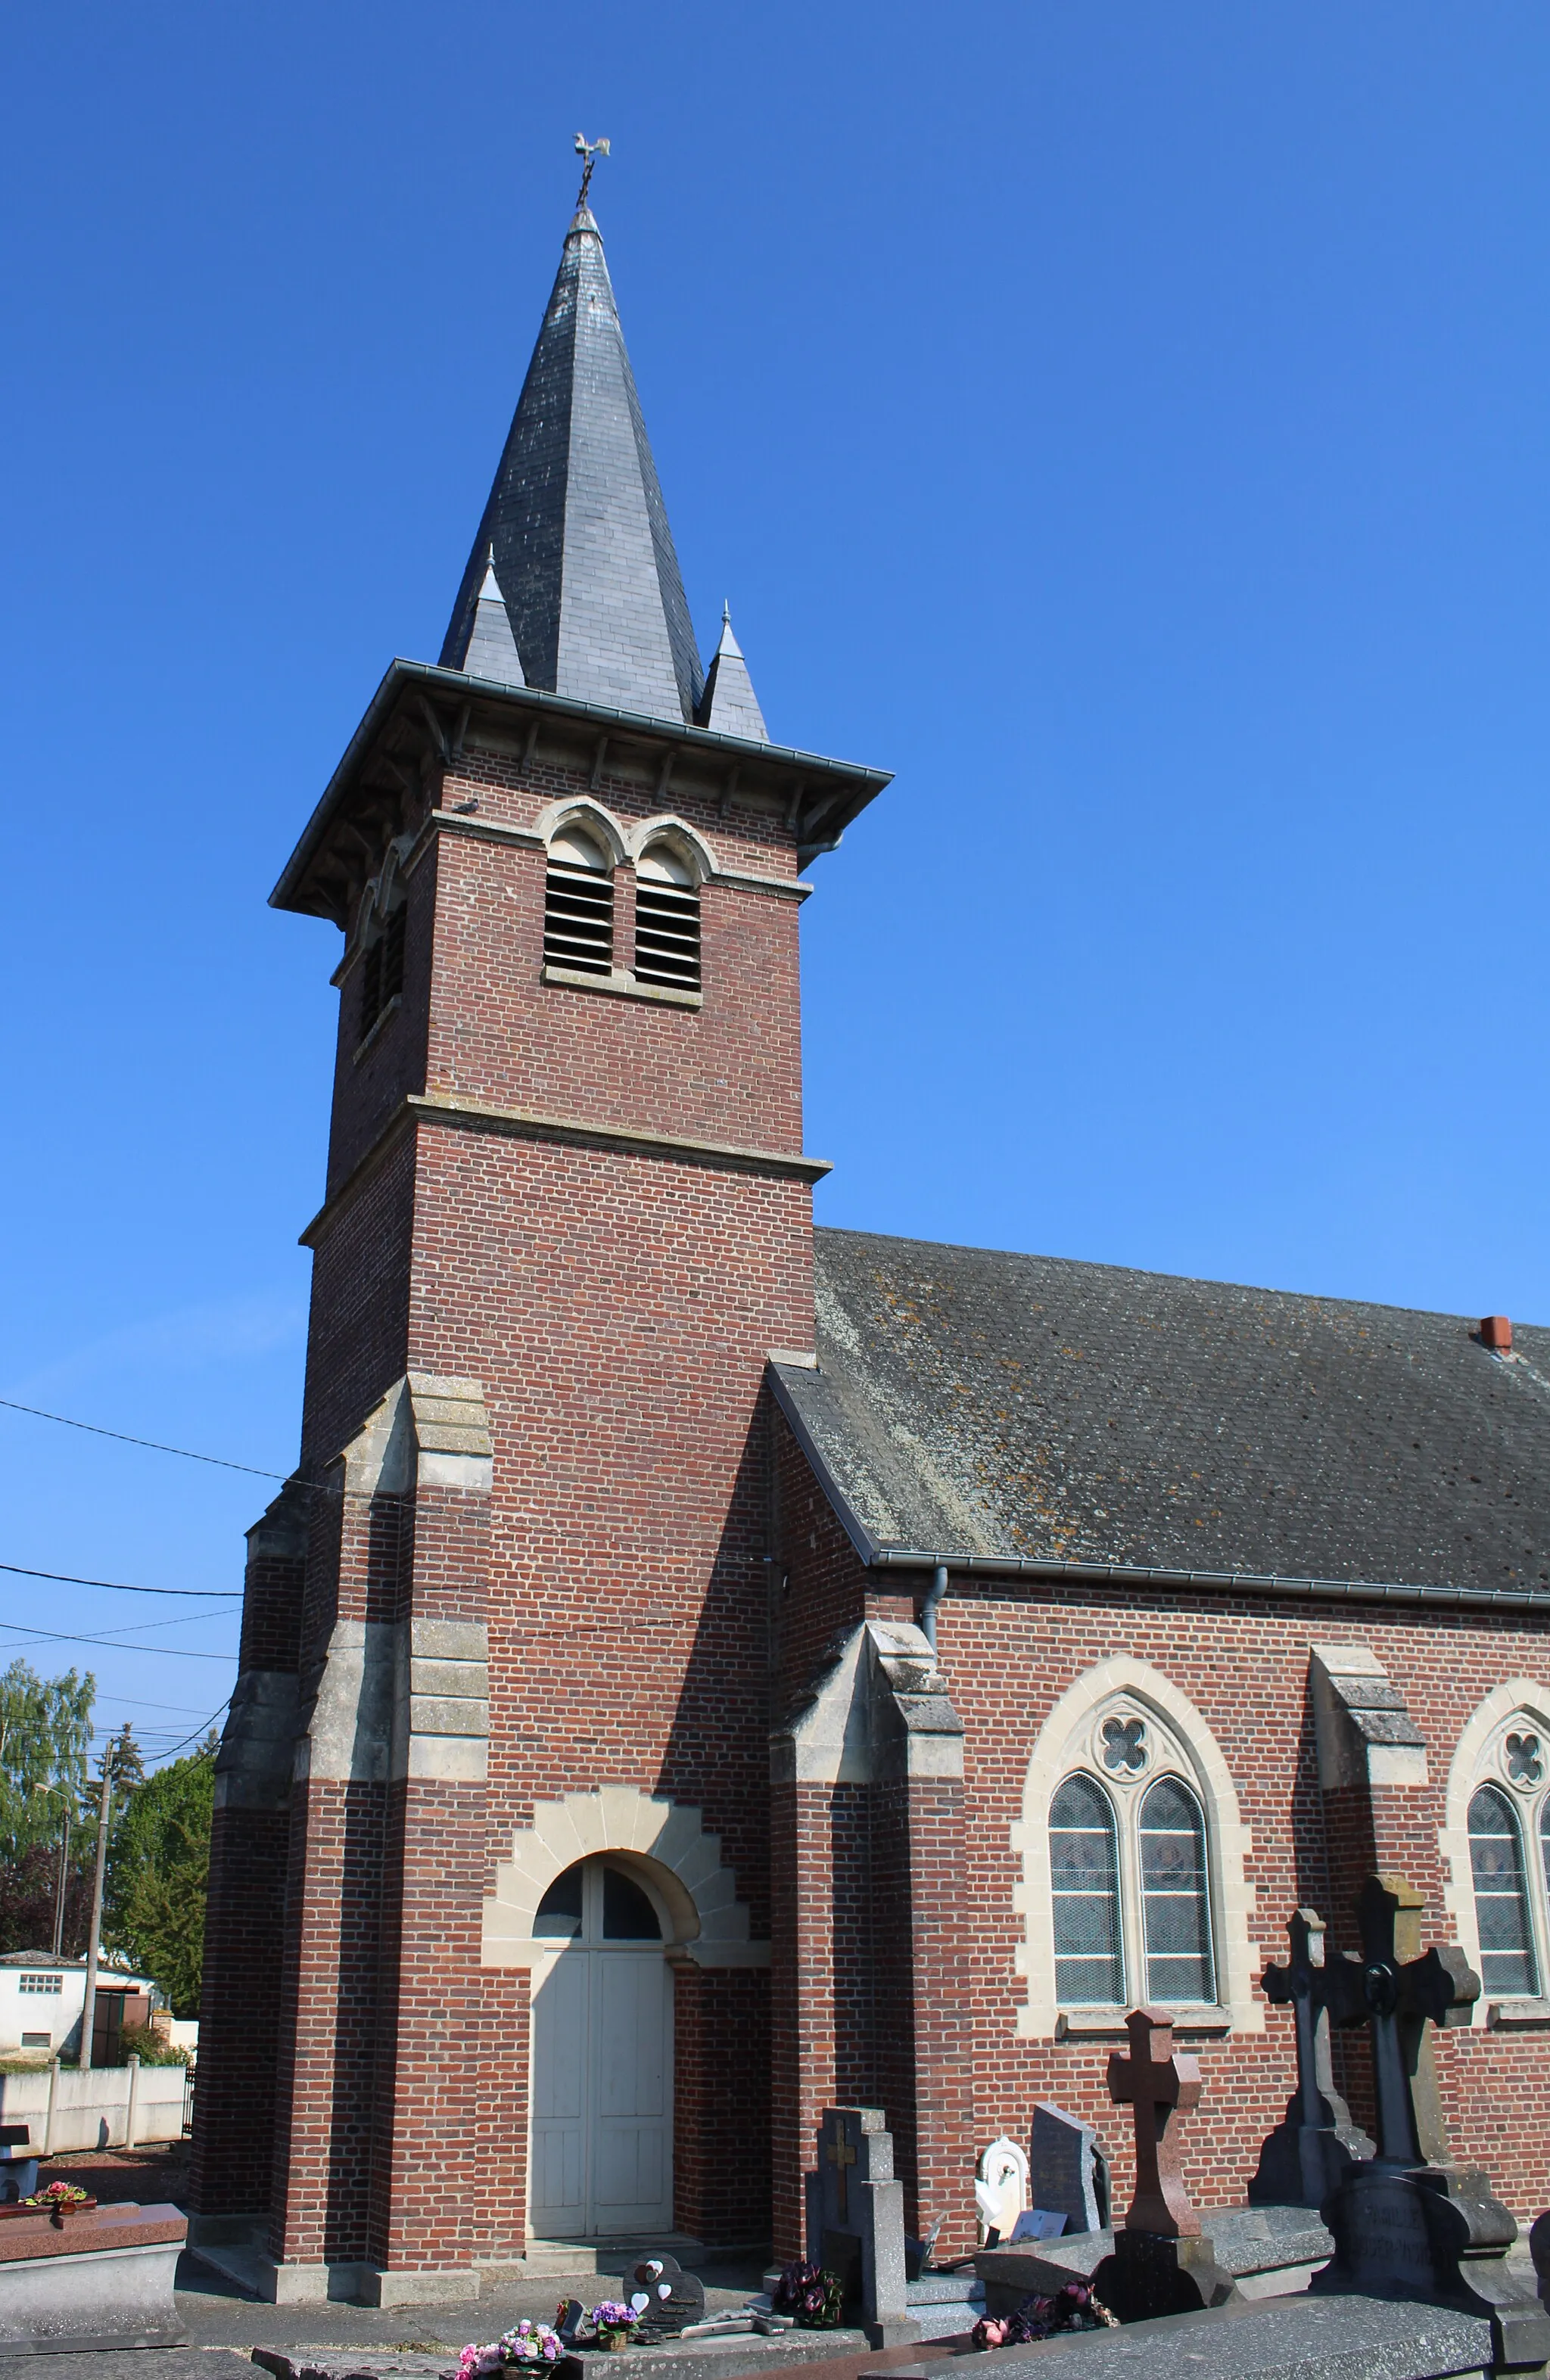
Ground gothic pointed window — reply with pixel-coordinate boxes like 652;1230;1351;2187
1469;1784;1538;1997
544;823;615;975
634;842;701;992
1049;1774;1123;2005
1140;1777;1215;2005
1030;1686;1235;2028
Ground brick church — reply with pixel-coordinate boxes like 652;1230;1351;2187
192;180;1550;2305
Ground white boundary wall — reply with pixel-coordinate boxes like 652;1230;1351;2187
0;2060;187;2154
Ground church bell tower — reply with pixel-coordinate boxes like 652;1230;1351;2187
191;167;890;2301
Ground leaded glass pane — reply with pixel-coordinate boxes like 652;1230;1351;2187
1050;1774;1122;2005
1470;1785;1536;1997
1140;1776;1214;2004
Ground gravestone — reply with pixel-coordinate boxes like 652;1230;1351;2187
1028;2102;1109;2235
802;2105;920;2350
1250;1906;1375;2207
1088;2008;1237;2325
623;2251;705;2338
1310;1872;1550;2375
975;2135;1029;2245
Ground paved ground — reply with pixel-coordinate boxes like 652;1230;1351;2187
0;2145;774;2379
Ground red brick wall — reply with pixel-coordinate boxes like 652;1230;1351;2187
204;731;815;2271
771;1539;1550;2240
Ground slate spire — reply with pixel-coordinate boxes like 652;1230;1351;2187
439;204;702;725
696;604;768;742
455;552;526;687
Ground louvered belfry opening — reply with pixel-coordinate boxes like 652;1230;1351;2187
635;844;701;992
544;825;615;975
359;904;406;1038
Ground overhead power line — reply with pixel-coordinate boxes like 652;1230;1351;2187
0;1621;237;1663
0;1560;239;1599
0;1395;288;1481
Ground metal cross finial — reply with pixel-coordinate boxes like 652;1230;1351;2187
574;133;611;211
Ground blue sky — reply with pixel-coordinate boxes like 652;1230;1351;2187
3;2;1547;1759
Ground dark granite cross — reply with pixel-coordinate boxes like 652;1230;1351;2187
1106;2006;1203;2237
825;2111;856;2223
1262;1908;1364;2133
1322;1874;1479;2168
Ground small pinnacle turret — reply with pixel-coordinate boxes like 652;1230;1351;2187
696;605;768;742
456;553;526;688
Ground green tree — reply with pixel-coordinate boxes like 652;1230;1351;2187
0;1660;95;1855
104;1734;217;2016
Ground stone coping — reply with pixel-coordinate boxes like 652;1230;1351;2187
0;2198;185;2264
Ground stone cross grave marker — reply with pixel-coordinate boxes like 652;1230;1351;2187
1250;1906;1375;2207
1310;1874;1550;2374
804;2105;920;2350
1319;1874;1477;2168
1106;2006;1202;2238
1028;2102;1109;2235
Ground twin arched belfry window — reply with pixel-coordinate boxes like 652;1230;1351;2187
1049;1713;1216;2009
1467;1720;1550;2000
543;823;701;993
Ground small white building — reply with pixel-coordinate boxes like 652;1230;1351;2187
0;1953;156;2062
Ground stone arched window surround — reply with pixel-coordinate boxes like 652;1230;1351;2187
1440;1678;1550;2024
481;1787;768;1970
534;796;631;870
624;815;717;886
1011;1657;1260;2039
344;835;412;969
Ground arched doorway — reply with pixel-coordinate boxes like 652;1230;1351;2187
529;1856;674;2238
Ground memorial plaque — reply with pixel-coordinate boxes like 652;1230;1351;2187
1029;2102;1108;2235
624;2252;705;2338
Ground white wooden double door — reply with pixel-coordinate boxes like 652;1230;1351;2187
531;1940;674;2236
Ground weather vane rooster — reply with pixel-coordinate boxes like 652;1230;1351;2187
574;133;611;210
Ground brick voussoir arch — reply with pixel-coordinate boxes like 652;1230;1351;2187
481;1786;763;1967
1010;1654;1261;2039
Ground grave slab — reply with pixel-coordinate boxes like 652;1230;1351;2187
0;2196;187;2353
960;2290;1496;2378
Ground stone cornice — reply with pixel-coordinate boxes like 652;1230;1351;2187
300;1091;829;1247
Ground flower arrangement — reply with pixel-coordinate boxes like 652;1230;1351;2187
971;2284;1116;2348
589;2300;639;2349
16;2182;94;2231
455;2322;562;2375
770;2259;845;2329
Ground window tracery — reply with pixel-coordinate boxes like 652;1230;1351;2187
1013;1661;1256;2039
1444;1691;1550;2012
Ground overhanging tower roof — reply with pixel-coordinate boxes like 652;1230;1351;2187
440;204;702;726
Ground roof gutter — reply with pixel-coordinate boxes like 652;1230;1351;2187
867;1545;1550;1617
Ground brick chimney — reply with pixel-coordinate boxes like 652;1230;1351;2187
1480;1314;1513;1352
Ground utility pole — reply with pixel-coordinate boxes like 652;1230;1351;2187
77;1755;114;2072
52;1800;71;1958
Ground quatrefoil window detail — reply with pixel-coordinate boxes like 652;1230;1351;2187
1504;1731;1544;1787
1101;1716;1147;1775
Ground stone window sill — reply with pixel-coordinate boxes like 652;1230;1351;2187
352;994;402;1064
1487;1998;1550;2029
541;963;702;1010
1056;2008;1234;2039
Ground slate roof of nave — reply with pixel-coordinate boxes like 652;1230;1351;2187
770;1227;1550;1590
